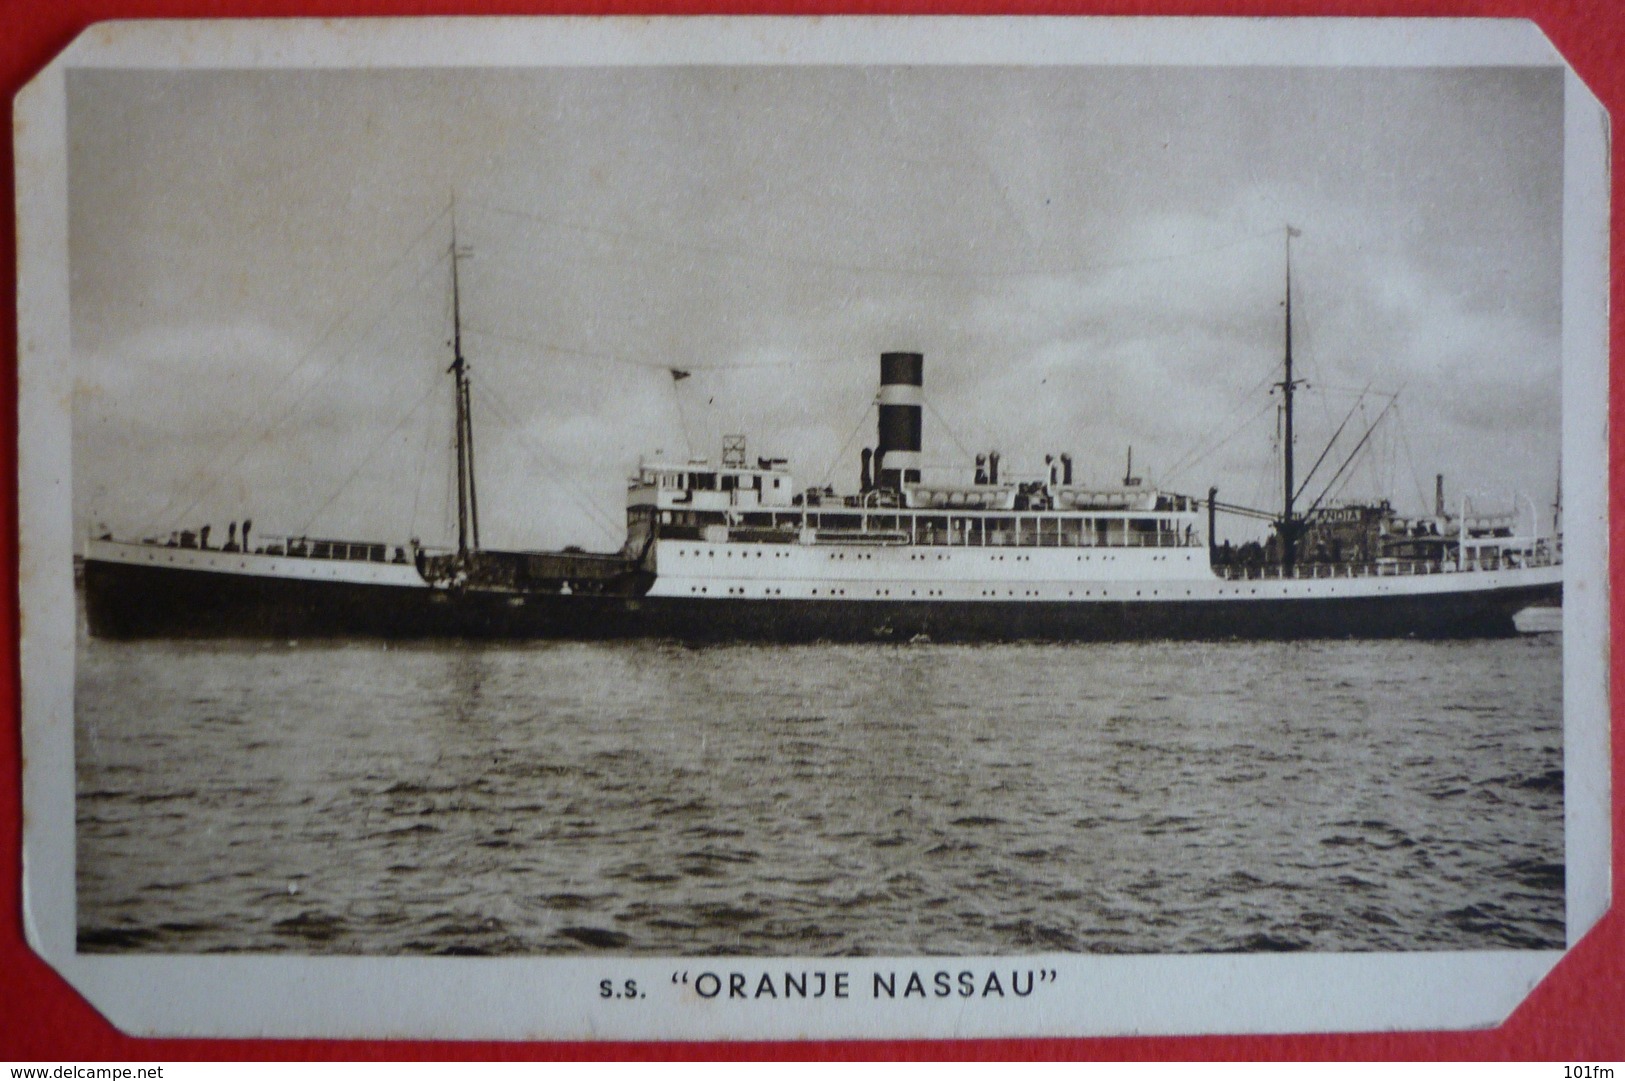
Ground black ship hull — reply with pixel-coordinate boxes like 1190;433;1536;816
84;557;1561;642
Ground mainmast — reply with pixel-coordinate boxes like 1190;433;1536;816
1277;225;1305;569
1553;457;1563;536
449;208;480;561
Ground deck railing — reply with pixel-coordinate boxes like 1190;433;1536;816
141;532;414;565
1215;550;1560;581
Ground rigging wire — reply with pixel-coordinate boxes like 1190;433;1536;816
464;197;1284;284
1370;405;1396;502
1250;409;1279;520
1291;384;1373;506
295;373;445;537
1159;351;1287;483
670;379;695;460
1302;391;1402;519
1393;406;1436;516
465;324;682;373
1206;498;1279;522
1319;398;1371;510
464;322;835;373
1312;381;1397;398
145;207;454;533
467;382;626;545
923;395;977;465
1163;397;1278;487
442;420;458;546
470;380;625;538
817;398;878;490
158;245;454;532
408;385;440;541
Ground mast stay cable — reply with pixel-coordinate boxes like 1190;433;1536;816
1163;397;1278;487
146;206;454;534
923;395;977;465
670;379;695;460
466;382;625;545
408;388;441;541
295;373;445;538
464;322;840;373
1299;391;1403;521
464;197;1283;283
1393;406;1437;517
817;397;879;490
1291;383;1373;507
156;242;454;533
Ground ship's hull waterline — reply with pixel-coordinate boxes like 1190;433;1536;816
83;556;1561;642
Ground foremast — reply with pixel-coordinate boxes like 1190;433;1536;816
416;208;651;599
449;211;480;564
1277;225;1305;570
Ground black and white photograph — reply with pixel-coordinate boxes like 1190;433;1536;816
16;17;1611;1040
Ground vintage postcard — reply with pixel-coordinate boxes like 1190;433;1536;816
14;17;1610;1040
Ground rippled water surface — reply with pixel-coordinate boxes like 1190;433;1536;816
76;631;1564;955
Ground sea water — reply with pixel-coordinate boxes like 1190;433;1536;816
74;630;1564;956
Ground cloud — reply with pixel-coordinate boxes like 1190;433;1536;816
69;64;1564;549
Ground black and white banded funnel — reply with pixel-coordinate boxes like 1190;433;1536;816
876;351;923;491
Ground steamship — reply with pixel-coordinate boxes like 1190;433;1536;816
82;236;1563;641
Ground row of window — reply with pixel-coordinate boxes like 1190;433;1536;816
657;509;1192;529
676;582;1238;600
665;546;1199;563
645;471;788;492
670;581;1408;599
650;510;1201;548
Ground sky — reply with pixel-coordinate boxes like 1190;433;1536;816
68;62;1565;551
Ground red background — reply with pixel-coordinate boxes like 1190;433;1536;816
2;0;1620;1061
